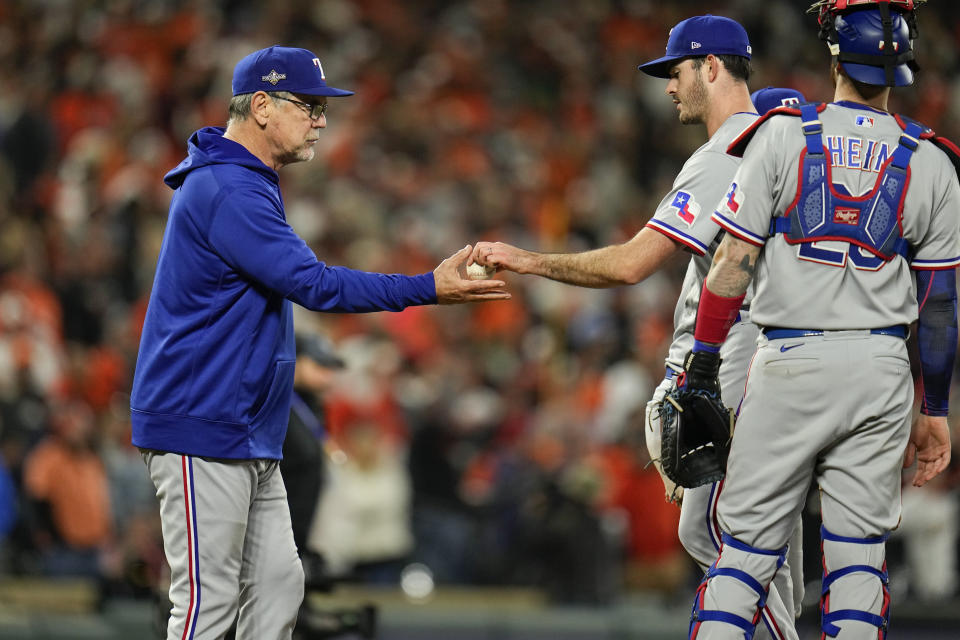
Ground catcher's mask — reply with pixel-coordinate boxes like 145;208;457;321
808;0;925;87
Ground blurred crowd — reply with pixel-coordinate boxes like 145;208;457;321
2;0;960;610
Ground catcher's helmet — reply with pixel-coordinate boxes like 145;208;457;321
810;1;924;87
835;8;915;86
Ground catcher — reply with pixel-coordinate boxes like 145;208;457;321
684;1;958;637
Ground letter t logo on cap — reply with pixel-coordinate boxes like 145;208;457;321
313;58;325;79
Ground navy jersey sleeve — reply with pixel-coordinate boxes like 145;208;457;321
208;188;436;311
915;269;958;416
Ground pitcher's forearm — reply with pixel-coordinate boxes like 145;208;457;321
534;227;680;287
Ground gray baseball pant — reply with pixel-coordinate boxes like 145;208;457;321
144;451;304;640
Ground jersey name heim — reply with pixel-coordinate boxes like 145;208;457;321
824;134;892;173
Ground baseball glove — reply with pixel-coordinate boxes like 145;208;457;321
658;349;735;489
646;394;684;505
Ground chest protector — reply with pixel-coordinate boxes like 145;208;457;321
768;102;925;262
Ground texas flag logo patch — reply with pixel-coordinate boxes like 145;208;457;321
722;182;743;216
670;191;700;226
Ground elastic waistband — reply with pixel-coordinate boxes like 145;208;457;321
762;325;908;340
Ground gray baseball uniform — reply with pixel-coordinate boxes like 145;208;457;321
693;102;960;638
144;451;303;640
643;112;801;639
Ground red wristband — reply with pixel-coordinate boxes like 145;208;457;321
694;281;745;345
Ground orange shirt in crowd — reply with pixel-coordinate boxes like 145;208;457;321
23;438;112;549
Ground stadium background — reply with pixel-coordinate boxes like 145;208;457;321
1;0;959;637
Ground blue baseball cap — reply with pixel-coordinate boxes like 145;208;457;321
232;45;354;97
751;86;806;114
638;15;752;79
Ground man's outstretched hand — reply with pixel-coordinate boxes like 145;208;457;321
471;241;537;275
904;413;952;487
434;245;511;304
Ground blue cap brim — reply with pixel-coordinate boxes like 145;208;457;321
297;86;355;97
638;55;685;79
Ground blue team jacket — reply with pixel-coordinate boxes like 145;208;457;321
131;127;436;460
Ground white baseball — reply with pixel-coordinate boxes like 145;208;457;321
466;263;496;280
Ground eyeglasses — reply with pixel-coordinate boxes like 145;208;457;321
271;95;328;120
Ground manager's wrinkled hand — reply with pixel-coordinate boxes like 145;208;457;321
434;245;511;304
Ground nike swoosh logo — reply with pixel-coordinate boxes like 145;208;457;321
780;343;804;352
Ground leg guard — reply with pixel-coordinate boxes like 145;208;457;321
682;494;798;640
820;526;890;639
689;533;788;640
759;530;800;640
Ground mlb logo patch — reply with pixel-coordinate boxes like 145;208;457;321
833;207;859;225
670;191;700;226
855;115;875;128
723;183;743;216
